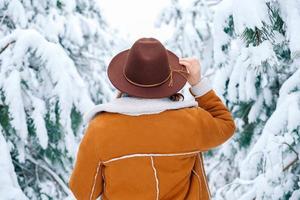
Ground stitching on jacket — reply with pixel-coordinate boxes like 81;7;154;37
101;165;106;200
90;161;102;200
198;153;212;199
102;150;201;164
192;169;202;200
150;156;159;200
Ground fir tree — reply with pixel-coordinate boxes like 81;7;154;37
156;0;214;74
0;0;120;199
160;0;300;199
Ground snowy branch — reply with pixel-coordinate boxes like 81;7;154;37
26;155;71;196
0;41;15;55
282;142;299;172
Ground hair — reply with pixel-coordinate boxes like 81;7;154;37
116;91;184;102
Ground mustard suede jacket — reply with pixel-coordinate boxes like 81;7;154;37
69;77;236;200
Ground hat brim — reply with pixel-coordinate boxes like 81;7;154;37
107;49;188;98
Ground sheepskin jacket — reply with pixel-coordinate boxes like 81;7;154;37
69;77;236;200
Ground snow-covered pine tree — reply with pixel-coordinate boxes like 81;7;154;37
0;127;27;199
159;0;300;199
0;0;120;199
156;0;214;75
211;0;300;199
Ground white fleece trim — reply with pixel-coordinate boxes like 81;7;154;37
192;169;202;199
150;156;159;200
102;150;200;164
189;77;212;98
83;96;198;125
90;161;102;200
198;153;212;199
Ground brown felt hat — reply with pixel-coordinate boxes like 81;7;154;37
107;37;189;98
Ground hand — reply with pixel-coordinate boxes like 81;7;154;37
179;57;201;86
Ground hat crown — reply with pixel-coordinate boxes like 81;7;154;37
124;38;171;86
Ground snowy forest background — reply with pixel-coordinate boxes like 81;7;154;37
0;0;299;199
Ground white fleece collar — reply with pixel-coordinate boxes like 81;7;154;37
83;96;198;125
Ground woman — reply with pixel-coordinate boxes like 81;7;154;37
69;38;236;200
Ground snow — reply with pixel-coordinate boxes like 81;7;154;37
278;59;300;104
226;40;278;104
34;10;65;43
247;41;278;71
157;0;214;73
197;0;300;198
248;95;263;123
181;0;300;197
1;70;28;162
7;0;27;28
278;0;300;58
291;190;300;200
232;0;270;34
212;0;233;66
30;95;48;149
233;72;300;198
0;29;95;156
1;0;300;199
0;0;117;198
61;0;76;13
2;70;28;142
0;128;27;200
65;15;84;46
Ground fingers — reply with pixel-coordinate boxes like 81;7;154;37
179;57;201;86
179;60;192;72
179;59;197;70
179;60;191;67
179;57;197;62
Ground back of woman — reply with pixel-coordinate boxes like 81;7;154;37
69;38;236;200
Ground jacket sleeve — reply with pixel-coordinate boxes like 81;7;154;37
69;117;103;200
189;77;236;151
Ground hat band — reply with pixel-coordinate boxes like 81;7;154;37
123;65;189;88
